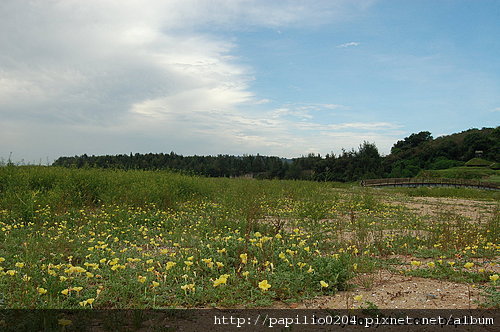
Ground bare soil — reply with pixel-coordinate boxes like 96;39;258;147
290;271;485;309
389;196;497;222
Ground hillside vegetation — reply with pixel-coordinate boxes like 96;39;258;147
420;167;500;184
51;126;500;182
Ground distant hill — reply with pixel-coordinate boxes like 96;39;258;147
464;158;494;167
419;166;500;184
383;127;499;178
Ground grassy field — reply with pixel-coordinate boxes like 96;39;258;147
0;166;498;309
420;166;500;183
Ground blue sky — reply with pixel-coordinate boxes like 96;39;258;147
1;0;499;163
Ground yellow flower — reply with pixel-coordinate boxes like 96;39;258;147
448;261;455;267
242;271;249;277
201;258;214;268
240;253;248;264
353;295;363;302
126;258;140;263
15;262;25;268
138;275;147;283
213;275;228;287
307;266;314;273
427;262;435;268
61;289;70;295
72;287;83;292
184;261;193;266
410;261;421;267
216;262;224;268
320;281;329;288
37;287;48;295
79;298;94;307
166;261;176;270
109;258;119;266
65;266;86;274
490;274;499;282
152;281;160;288
258;280;271;291
6;270;17;276
464;262;474;269
180;283;195;292
0;257;5;263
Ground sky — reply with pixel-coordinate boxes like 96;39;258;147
1;0;499;163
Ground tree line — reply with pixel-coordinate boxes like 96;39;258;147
53;127;499;182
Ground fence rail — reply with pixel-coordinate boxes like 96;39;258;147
360;177;499;190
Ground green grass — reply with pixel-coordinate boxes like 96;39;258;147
387;186;500;200
420;166;500;183
464;158;494;167
479;285;500;308
405;264;491;283
0;165;498;308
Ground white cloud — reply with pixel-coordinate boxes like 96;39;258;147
0;0;387;161
327;122;400;130
1;0;263;124
254;98;272;104
337;41;360;48
290;121;402;134
270;103;347;120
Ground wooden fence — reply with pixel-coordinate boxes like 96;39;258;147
360;177;499;190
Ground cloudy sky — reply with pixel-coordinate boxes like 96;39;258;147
1;0;499;163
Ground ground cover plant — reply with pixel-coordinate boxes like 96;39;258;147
0;166;498;309
420;166;500;184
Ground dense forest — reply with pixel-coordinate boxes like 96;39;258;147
53;127;499;182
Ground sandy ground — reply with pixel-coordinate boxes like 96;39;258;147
390;196;498;222
293;271;485;309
